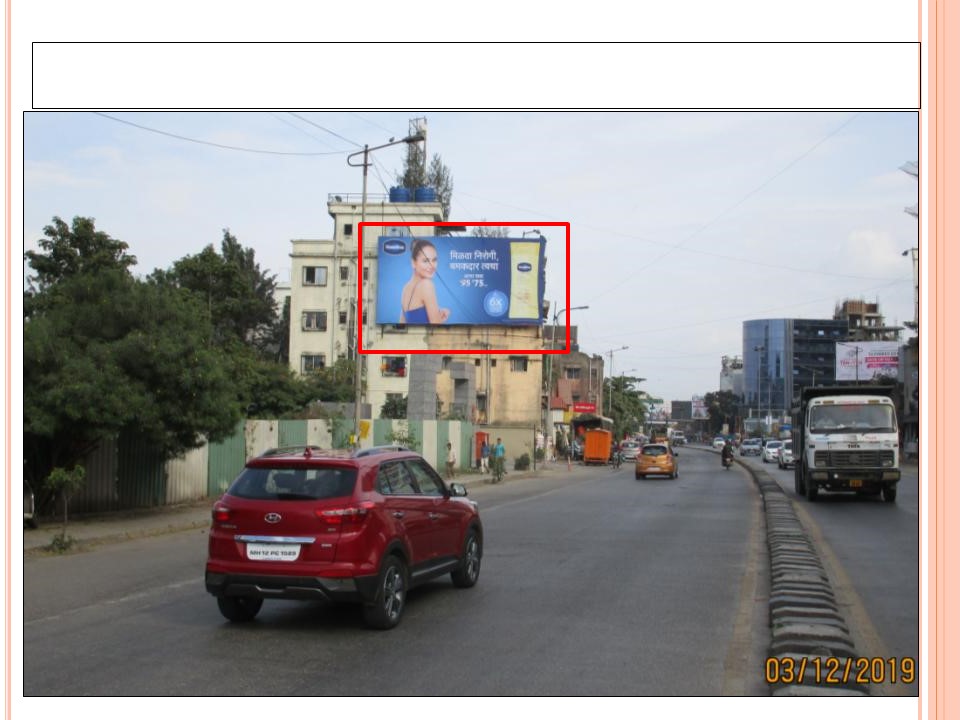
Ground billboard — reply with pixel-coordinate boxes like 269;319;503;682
835;341;900;381
375;235;545;326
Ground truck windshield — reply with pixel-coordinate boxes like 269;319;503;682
809;404;897;434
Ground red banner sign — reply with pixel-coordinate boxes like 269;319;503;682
573;402;596;413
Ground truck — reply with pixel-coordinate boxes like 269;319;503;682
582;428;613;465
791;385;901;503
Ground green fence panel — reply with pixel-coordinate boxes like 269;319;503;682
279;419;308;448
116;428;168;508
207;423;246;497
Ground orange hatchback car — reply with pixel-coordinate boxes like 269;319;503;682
635;443;678;479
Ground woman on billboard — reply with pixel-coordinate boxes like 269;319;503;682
400;239;450;324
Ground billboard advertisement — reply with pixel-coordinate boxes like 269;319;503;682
375;235;545;326
835;341;900;381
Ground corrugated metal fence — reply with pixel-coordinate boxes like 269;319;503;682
67;418;509;513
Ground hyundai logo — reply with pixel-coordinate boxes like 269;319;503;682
264;513;282;524
382;240;407;255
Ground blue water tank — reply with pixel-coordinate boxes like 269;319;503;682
414;186;437;202
389;186;412;202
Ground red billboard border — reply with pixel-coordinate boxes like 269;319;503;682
358;221;571;355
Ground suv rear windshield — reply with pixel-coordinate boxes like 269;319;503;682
228;467;357;500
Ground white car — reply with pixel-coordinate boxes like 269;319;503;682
762;440;783;463
777;440;795;469
712;437;727;450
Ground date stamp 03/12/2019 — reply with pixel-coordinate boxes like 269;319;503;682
765;656;917;686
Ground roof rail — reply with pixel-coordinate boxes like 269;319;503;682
354;445;411;458
258;445;324;458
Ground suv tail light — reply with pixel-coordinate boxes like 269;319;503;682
316;501;375;526
212;503;231;522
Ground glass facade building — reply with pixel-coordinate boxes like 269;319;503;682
743;318;848;425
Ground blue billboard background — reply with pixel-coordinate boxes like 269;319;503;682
375;235;546;326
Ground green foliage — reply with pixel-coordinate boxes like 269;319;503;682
472;223;511;238
514;453;531;471
380;394;408;419
149;230;279;355
46;465;86;537
24;216;137;301
603;375;648;439
397;145;454;220
23;217;246;492
704;390;741;434
385;423;420;451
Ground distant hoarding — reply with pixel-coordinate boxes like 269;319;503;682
692;395;708;419
835;341;900;381
573;402;596;413
375;235;545;326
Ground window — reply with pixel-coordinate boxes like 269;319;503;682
302;311;327;331
303;266;328;286
564;366;581;379
381;356;407;377
510;356;528;372
301;354;326;373
377;462;416;496
344;223;353;236
363;266;370;282
362;311;368;325
405;460;444;496
340;266;350;281
339;311;348;326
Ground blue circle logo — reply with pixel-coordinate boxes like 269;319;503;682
483;290;509;317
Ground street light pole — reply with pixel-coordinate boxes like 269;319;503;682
753;345;767;424
545;302;588;452
605;346;629;416
346;132;425;446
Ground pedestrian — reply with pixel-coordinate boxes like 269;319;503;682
493;437;506;482
445;442;457;480
480;440;490;473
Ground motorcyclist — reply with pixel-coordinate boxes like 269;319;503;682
721;439;735;466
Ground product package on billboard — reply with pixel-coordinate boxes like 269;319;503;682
376;236;546;326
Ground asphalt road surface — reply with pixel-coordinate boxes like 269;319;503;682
23;451;770;697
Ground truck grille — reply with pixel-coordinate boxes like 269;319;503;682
814;450;895;468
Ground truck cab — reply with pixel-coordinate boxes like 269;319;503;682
792;386;900;502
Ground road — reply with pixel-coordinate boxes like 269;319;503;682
23;450;771;697
741;450;920;693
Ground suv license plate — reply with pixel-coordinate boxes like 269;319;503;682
246;543;301;562
849;479;863;488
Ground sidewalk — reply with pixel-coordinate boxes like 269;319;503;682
22;462;563;556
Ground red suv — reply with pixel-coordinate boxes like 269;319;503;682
205;445;483;629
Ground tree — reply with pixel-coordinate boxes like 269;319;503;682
25;216;137;314
150;230;279;355
23;218;245;500
704;390;741;435
380;394;408;419
472;222;512;238
603;375;648;438
397;145;454;220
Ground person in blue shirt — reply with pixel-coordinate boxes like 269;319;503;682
492;437;506;482
400;239;450;324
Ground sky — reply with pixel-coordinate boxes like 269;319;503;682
21;110;919;403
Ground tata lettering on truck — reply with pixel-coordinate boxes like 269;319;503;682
791;385;900;502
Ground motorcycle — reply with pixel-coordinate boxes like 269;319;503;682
722;455;734;470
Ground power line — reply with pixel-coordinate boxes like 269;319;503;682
94;112;349;156
287;112;362;149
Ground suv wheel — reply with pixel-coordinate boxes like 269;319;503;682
217;596;263;623
451;529;482;588
363;555;407;630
